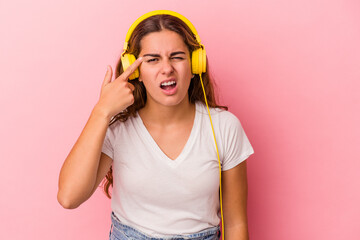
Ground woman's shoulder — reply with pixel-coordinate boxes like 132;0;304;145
195;101;242;127
195;101;225;115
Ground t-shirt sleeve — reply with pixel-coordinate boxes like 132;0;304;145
101;126;115;160
221;112;254;171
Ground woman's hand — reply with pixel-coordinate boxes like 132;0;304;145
95;57;144;119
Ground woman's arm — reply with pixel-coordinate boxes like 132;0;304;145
57;106;112;209
57;59;144;209
222;160;249;240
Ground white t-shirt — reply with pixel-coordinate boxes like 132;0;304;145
101;101;254;237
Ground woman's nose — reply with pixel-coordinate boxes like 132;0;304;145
161;59;174;74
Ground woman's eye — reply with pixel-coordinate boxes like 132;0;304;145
172;57;184;60
147;58;158;62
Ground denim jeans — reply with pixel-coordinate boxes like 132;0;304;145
109;211;221;240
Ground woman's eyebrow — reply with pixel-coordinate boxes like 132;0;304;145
142;53;160;58
170;51;186;56
142;51;186;57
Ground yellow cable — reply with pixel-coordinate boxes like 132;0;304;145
198;74;224;240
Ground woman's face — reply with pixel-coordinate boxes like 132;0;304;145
138;29;193;108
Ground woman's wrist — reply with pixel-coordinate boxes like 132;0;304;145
92;103;112;122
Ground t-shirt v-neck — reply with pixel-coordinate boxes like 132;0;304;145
133;102;200;167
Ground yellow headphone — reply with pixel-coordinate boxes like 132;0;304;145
121;10;224;239
121;10;207;80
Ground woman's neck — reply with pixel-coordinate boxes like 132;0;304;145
138;99;195;127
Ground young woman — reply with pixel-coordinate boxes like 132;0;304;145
58;11;254;240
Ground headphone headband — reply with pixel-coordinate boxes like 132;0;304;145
123;10;202;52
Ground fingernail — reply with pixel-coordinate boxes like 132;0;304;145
138;57;143;61
106;66;109;72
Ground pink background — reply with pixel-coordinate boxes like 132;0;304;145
1;0;359;239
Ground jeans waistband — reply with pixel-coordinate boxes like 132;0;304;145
109;211;220;240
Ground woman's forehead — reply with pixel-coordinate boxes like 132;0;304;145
139;30;189;55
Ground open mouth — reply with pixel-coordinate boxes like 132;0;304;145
160;80;177;90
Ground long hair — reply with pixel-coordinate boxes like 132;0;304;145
102;14;228;198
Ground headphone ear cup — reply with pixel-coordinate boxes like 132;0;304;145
192;49;200;75
191;47;207;75
121;54;139;80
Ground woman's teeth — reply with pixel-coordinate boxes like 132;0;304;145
161;80;176;87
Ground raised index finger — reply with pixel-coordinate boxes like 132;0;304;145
121;57;144;81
